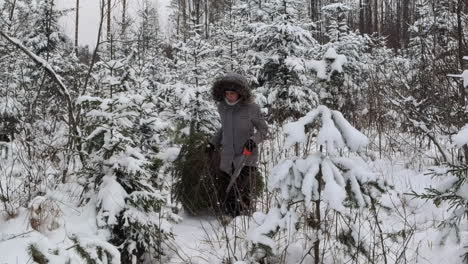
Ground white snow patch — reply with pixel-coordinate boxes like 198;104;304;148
453;124;468;147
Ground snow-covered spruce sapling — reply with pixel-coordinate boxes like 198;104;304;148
310;3;375;122
410;126;468;262
169;32;224;214
78;74;180;263
247;0;318;124
69;235;121;264
247;105;387;263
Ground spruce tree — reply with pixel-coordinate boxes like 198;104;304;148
170;28;221;214
247;103;387;263
312;3;375;124
410;64;468;263
78;48;180;262
247;0;318;124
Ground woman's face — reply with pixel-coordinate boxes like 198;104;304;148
225;90;240;103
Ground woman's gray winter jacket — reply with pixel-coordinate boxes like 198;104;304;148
210;73;269;174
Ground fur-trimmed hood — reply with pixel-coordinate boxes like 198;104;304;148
211;73;253;102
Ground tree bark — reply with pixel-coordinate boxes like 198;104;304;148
373;0;378;33
396;0;401;49
367;0;373;34
401;0;410;48
107;0;111;41
182;0;187;42
359;0;364;33
122;0;127;37
456;0;468;164
75;0;79;49
9;0;17;22
205;0;209;38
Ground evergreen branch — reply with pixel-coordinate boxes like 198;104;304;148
27;243;49;264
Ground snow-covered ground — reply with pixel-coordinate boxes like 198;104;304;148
162;157;466;264
1;155;466;263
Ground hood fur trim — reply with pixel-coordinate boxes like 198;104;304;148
211;73;252;102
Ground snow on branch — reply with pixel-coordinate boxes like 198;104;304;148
97;176;128;227
453;125;468;148
0;30;78;135
447;70;468;88
283;105;368;153
448;56;468;88
0;30;70;98
332;111;369;151
305;47;347;81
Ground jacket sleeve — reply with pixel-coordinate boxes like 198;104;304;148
251;104;269;143
210;127;222;146
210;103;223;146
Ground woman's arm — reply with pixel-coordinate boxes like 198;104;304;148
251;104;269;143
210;127;222;146
210;103;223;146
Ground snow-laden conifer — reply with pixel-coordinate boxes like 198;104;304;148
247;0;318;123
169;29;222;214
78;50;180;263
410;62;468;263
310;3;375;122
247;104;387;263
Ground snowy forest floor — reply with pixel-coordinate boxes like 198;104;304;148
164;157;465;264
0;154;466;264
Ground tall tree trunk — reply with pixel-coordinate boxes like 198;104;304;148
373;0;378;33
205;0;209;38
359;0;365;33
396;0;401;49
456;0;468;164
107;0;111;41
195;0;200;25
122;0;127;37
366;0;373;34
195;0;200;35
182;0;187;42
176;0;180;35
380;0;384;35
9;0;17;23
401;0;410;48
75;0;79;49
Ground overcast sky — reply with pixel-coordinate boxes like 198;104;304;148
57;0;172;48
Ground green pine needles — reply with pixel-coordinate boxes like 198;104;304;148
173;130;222;215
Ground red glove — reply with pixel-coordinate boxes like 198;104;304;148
243;139;257;152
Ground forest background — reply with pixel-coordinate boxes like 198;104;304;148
0;0;467;263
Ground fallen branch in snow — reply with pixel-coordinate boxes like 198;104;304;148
0;231;34;242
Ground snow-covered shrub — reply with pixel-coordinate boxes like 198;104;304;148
78;52;180;262
410;127;468;262
247;0;319;124
247;105;387;263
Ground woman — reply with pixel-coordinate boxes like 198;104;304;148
209;73;268;217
